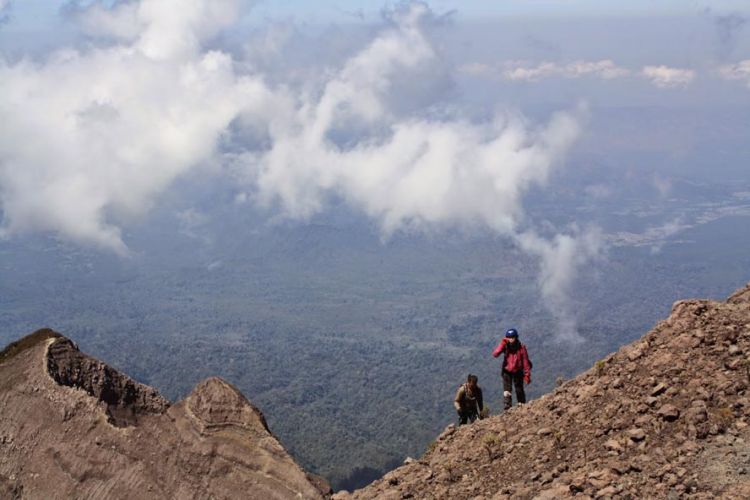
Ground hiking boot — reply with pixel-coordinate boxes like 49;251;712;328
503;391;512;411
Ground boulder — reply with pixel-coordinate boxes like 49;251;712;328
657;404;680;422
627;428;647;442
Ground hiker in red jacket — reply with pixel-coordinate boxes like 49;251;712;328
492;328;532;410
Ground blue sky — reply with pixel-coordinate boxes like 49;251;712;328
253;0;750;20
3;0;750;28
1;0;748;57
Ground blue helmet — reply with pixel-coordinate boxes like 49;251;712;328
505;328;519;338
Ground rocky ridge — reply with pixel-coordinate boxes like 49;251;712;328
0;330;329;499
337;283;750;499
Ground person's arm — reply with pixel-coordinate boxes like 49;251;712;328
477;387;484;413
454;386;464;411
492;339;507;358
521;346;532;384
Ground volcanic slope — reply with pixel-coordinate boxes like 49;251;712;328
337;283;750;499
0;329;329;500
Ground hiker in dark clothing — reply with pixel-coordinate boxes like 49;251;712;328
454;374;484;425
492;328;532;410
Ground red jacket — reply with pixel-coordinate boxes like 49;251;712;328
492;339;532;378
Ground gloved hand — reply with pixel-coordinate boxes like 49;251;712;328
524;375;531;385
478;413;485;420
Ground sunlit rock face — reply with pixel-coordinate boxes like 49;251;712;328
0;329;329;499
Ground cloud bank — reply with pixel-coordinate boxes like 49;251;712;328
460;59;631;83
501;59;630;82
0;0;599;338
461;59;703;89
641;65;696;88
0;0;268;254
719;59;750;87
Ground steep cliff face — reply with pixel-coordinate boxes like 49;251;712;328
0;330;329;500
46;336;169;427
337;284;750;500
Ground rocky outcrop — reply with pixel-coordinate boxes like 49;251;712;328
0;330;329;499
185;377;269;433
46;337;169;427
339;283;750;499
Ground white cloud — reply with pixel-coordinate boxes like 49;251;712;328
232;4;597;338
68;0;241;59
0;0;267;254
462;60;704;90
501;61;559;82
65;1;143;41
0;0;598;338
516;228;603;342
241;13;583;235
718;59;750;87
494;59;629;82
641;65;695;88
564;60;630;79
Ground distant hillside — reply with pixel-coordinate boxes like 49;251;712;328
0;329;329;499
338;283;750;499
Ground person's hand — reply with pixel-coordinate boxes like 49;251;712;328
524;375;531;385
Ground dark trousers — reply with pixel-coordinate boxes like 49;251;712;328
502;370;526;410
457;409;477;426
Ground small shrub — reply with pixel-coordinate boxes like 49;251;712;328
594;360;606;376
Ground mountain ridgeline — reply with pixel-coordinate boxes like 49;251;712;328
1;283;750;499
